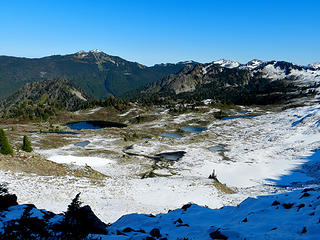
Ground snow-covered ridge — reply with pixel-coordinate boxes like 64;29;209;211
253;61;320;89
74;49;120;65
76;49;104;54
213;59;240;68
309;62;320;70
90;49;103;54
75;49;105;58
210;59;320;73
75;50;88;58
241;59;265;70
210;59;265;70
201;59;320;91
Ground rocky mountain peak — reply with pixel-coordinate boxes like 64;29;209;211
75;49;107;58
89;49;103;54
213;59;240;68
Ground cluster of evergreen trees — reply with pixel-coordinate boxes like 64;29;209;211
91;95;130;111
2;102;56;120
0;128;32;155
1;93;131;121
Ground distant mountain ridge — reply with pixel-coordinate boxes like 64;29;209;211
210;59;320;71
1;50;319;105
0;50;196;100
140;59;320;105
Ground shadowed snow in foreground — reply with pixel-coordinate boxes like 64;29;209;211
103;188;320;240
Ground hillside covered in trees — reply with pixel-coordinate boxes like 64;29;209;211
0;50;195;100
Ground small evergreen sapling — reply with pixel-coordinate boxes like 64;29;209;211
22;135;33;152
0;128;13;155
60;193;88;239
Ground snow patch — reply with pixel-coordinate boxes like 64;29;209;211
69;89;87;101
90;49;103;54
202;63;214;74
241;59;265;70
48;155;113;167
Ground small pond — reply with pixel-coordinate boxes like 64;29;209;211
154;110;164;114
180;126;207;133
74;141;90;147
67;120;127;130
124;145;134;150
155;151;186;161
220;115;260;120
208;145;226;152
159;132;183;139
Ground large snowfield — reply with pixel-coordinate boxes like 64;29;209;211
1;102;320;239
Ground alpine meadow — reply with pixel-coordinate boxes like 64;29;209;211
1;1;320;239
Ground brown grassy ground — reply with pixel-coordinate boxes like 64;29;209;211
0;151;106;179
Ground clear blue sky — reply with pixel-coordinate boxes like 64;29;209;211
0;0;319;66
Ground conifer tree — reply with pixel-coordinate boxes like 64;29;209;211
0;128;13;155
61;193;87;239
22;135;33;152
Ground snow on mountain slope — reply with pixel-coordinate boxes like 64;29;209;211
69;88;88;101
253;62;320;87
104;188;320;240
309;62;320;70
213;59;240;68
202;63;215;74
90;49;103;54
241;59;265;70
286;67;320;89
186;59;320;100
211;59;320;90
257;63;286;79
